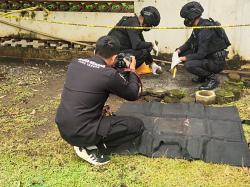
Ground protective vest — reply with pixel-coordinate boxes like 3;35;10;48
192;18;231;55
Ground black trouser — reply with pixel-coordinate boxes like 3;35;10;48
180;50;225;77
97;116;144;148
184;59;225;77
121;49;153;68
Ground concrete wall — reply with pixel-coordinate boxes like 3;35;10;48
137;0;250;60
0;0;250;59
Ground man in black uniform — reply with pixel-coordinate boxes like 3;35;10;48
176;1;231;90
108;6;162;75
55;36;144;165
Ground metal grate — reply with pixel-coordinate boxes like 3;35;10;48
0;1;134;13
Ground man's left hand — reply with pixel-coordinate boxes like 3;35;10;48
179;56;187;62
152;41;159;56
124;56;136;70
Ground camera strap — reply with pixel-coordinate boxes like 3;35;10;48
123;68;143;95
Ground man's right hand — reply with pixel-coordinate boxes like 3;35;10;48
174;49;187;62
124;56;136;70
171;51;182;70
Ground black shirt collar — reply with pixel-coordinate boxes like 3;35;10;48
91;55;107;66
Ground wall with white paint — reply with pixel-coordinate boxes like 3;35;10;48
0;0;249;59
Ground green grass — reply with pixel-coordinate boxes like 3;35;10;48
1;149;250;187
0;66;250;187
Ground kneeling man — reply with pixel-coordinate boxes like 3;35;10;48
55;36;144;165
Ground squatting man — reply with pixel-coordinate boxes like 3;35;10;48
55;1;231;165
56;36;144;165
108;6;162;75
174;1;230;90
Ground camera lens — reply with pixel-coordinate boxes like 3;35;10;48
115;53;131;69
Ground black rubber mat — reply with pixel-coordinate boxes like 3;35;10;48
115;102;250;167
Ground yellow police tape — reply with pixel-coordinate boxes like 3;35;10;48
0;6;250;30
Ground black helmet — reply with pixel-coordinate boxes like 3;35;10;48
180;1;204;26
141;6;161;27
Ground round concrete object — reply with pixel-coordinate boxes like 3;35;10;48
195;90;216;105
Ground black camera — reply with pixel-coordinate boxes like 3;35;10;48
114;53;132;69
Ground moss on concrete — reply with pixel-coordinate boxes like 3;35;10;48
167;89;186;100
216;89;235;104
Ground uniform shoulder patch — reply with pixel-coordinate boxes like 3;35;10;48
78;58;106;69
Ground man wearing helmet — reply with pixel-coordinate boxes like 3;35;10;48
108;6;162;75
176;1;231;90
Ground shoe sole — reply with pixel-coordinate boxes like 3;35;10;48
74;146;110;166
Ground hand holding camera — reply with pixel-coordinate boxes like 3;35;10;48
115;53;136;70
124;56;136;70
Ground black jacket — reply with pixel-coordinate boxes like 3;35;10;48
179;18;230;61
55;56;141;147
108;16;153;51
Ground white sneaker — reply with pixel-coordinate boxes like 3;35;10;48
74;146;110;166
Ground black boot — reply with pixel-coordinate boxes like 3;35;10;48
199;74;218;90
192;76;207;83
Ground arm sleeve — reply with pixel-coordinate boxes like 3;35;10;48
108;71;140;101
127;29;152;50
185;29;213;61
179;35;192;53
126;19;153;51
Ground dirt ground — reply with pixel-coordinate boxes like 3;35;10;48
0;60;247;141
